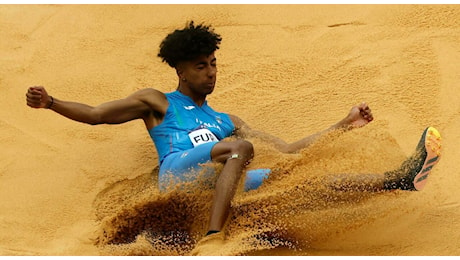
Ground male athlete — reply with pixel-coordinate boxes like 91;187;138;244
26;21;442;255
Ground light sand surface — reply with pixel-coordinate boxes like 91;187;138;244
1;4;459;256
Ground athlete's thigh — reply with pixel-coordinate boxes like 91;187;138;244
158;141;219;191
160;141;219;176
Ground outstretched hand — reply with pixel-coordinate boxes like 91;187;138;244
26;86;51;109
342;102;374;129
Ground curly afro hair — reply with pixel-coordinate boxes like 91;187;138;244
158;21;222;68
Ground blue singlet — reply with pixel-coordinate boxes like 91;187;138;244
148;90;270;192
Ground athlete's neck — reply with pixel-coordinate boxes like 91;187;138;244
177;85;206;106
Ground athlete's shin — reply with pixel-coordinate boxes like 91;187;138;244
208;143;254;232
208;156;246;231
328;173;385;192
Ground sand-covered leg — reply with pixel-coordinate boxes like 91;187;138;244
384;126;442;191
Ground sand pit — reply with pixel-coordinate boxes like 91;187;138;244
1;4;459;256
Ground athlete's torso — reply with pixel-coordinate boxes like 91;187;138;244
148;90;235;164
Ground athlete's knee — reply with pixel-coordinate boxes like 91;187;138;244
230;140;254;162
211;140;254;164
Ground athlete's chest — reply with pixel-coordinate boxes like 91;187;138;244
173;101;225;132
169;98;232;147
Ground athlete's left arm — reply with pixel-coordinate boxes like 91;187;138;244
229;114;290;152
229;102;373;154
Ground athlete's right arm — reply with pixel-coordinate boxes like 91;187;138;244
26;86;168;126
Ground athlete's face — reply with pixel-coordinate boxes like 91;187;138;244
178;53;217;97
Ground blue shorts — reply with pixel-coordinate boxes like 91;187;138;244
158;141;271;192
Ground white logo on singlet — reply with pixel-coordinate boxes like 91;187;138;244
184;106;195;110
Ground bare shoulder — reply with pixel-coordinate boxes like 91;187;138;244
131;88;166;100
130;88;168;113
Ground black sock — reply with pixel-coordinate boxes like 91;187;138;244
206;230;220;236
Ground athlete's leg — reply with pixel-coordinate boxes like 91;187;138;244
329;127;442;192
244;168;271;191
158;141;268;193
384;127;442;191
190;139;254;256
207;139;254;232
327;173;384;192
158;141;219;192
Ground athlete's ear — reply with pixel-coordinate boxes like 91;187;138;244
175;63;184;79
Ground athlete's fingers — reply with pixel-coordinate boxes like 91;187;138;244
356;103;369;115
363;110;374;122
361;108;372;117
26;92;40;103
28;86;47;98
30;86;45;92
359;102;370;111
27;89;42;99
26;87;45;108
358;103;373;122
26;98;42;108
